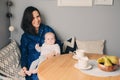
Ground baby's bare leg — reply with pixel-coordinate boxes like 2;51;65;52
25;70;32;76
32;69;38;74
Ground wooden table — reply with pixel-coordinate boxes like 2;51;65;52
37;53;120;80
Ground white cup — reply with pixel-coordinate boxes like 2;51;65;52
75;49;85;58
78;57;89;68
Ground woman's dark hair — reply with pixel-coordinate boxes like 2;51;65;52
21;6;41;35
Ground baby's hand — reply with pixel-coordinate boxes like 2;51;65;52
35;44;41;52
46;52;55;59
52;51;60;56
46;54;53;59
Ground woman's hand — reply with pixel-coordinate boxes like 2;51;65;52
23;67;27;72
18;67;27;77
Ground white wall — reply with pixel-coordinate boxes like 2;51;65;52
10;0;120;56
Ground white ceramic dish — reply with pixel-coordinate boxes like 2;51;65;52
72;55;89;60
72;55;80;60
74;63;92;70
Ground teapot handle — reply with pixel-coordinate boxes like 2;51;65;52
73;50;77;55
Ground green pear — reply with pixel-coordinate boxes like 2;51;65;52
97;57;104;64
106;56;119;65
103;56;112;66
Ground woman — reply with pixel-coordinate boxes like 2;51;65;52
20;6;61;80
25;32;60;76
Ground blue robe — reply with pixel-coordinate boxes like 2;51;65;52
20;23;61;80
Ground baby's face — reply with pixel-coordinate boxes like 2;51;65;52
45;33;55;45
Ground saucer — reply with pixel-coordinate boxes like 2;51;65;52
72;55;80;60
74;63;92;70
72;55;88;60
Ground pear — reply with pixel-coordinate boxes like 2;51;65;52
97;57;104;64
103;56;112;66
106;56;119;65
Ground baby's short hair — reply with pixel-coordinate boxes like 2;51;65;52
45;32;55;38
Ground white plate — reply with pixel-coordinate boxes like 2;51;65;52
72;55;80;60
74;63;92;70
72;55;89;60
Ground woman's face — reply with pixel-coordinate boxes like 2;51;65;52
32;10;41;30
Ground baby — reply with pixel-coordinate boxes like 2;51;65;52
25;32;60;76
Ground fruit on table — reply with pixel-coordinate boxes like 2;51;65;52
103;56;112;66
97;57;104;64
97;55;119;66
106;56;119;65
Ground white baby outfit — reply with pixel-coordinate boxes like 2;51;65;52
29;43;60;70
